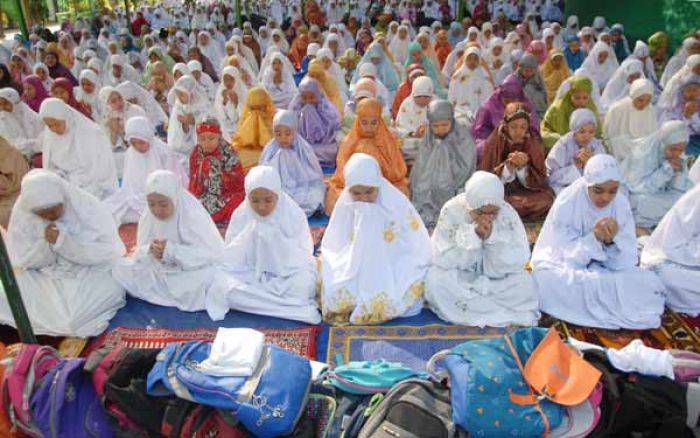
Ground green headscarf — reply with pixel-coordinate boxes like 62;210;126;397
541;76;601;150
647;31;669;56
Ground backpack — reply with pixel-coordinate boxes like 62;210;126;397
85;347;168;437
1;344;61;437
178;405;248;438
324;360;427;395
358;378;468;438
29;358;113;438
0;343;21;438
584;350;693;438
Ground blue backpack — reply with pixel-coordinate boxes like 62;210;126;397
428;327;566;437
147;341;311;437
324;358;427;395
30;358;114;438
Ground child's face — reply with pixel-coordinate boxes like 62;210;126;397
430;119;452;136
249;187;278;217
573;123;595;147
223;74;236;89
147;193;175;220
81;78;95;94
506;118;528;143
632;93;652;111
273;125;294;147
597;50;608;64
568;41;580;52
664;142;686;160
465;54;479;70
587;181;619;209
414;95;431;107
130;137;151;153
571;90;590;108
301;90;318;105
176;89;190;104
272;59;283;73
349;184;379;203
51;86;70;104
23;84;35;99
682;84;700;102
359;115;379;138
197;131;220;153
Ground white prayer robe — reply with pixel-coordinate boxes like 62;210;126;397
621;121;693;228
532;154;666;329
448;63;493;120
214;67;247;140
167;76;209;158
1;170;125;337
425;172;540;327
39;98;118;200
104;117;188;224
394;76;433;163
321;154;432;325
604;78;659;160
0;88;43;155
113;170;224;312
207;166;321;324
641;184;700;315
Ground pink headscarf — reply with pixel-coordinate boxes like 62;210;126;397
21;75;50;112
526;40;547;64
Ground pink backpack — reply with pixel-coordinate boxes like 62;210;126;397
1;344;61;437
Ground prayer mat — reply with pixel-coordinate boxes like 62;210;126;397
543;309;700;353
88;326;319;360
327;324;506;369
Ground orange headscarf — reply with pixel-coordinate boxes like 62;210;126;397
308;59;344;116
231;87;277;172
434;30;452;69
326;98;409;214
288;32;310;71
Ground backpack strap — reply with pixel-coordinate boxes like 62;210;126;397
503;333;551;437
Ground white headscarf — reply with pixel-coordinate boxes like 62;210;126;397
7;169;124;269
39;98;117;199
321;153;432;323
395;76;433;136
222;166;316;279
389;25;411;66
117;81;168;127
138;170;223;257
167;75;209;155
600;58;645;110
197;30;225;71
641;183;700;268
621;120;691;193
214;66;247;138
580;41;618;90
532;154;637;270
261;52;298;109
107;54;140;86
257;45;295;82
604;78;659;144
0;88;43;154
658;54;700;110
74;69;103;120
660;37;700;88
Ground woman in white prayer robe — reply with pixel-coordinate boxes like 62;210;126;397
167;75;209;159
197;31;225;71
116;80;168;130
621;120;693;228
599;58;644;111
214;66;247;140
187;60;217;102
261;52;298;109
395;76;434;164
106;54;141;87
604;78;659;160
113;170;224;312
547;108;605;194
532;154;666;329
75;69;103;121
321;153;432;325
425;171;540;327
660;37;700;88
0;169;125;337
104;117;187;224
448;47;494;120
98;86;146;178
0;87;43;156
641;184;700;315
39;98;117;199
579;41;618;91
207;166;321;324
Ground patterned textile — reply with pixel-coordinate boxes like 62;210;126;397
543;309;700;352
306;394;336;438
327;324;506;369
88;326;319;359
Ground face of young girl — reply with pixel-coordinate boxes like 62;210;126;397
36;68;47;80
359;115;379;138
108;92;125;112
682;84;700;103
430;119;452;136
249;188;279;217
506;118;528;143
112;64;123;78
147;193;175;220
81;78;95;94
574;123;596;147
23;84;35;99
664;142;686;160
465;54;479;70
272;59;283;73
349;184;379;203
597;50;608;64
197;131;220;153
175;89;190;104
301;90;317;105
273;125;294;147
223;74;236;90
34;203;64;222
130;138;151;153
588;180;619;209
632;93;652;110
43;117;67;135
571;90;590;108
0;97;12;112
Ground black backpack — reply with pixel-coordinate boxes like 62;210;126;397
584;350;693;438
358;378;468;438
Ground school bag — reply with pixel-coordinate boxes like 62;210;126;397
358;378;469;438
427;327;566;436
178;405;248;438
324;359;427;395
147;340;312;437
0;343;22;438
583;349;693;437
85;347;168;437
1;344;61;437
29;358;113;437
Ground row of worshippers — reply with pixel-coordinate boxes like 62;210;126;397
3;150;699;339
